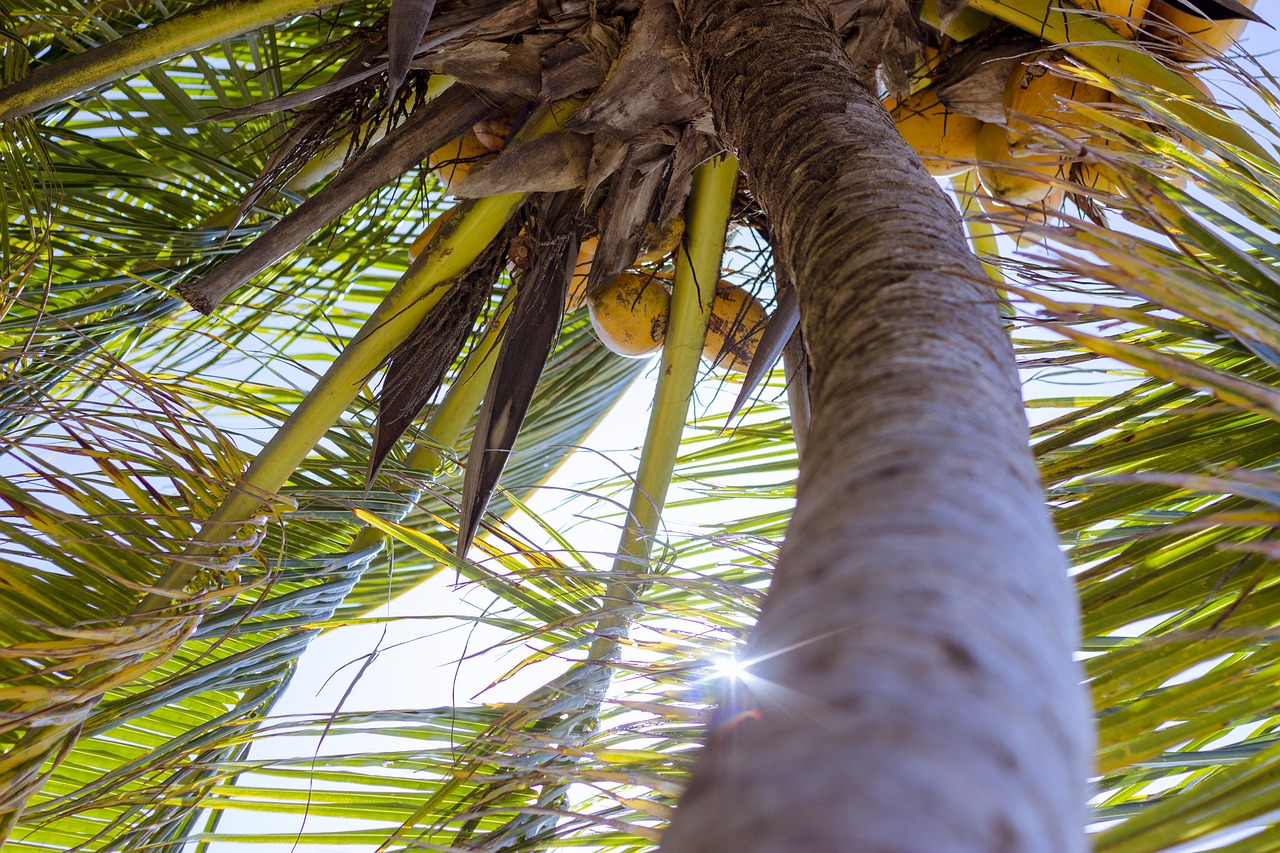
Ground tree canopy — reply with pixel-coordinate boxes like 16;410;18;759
3;0;1280;850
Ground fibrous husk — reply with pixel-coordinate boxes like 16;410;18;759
934;0;978;31
451;128;593;196
178;87;498;313
387;0;438;98
416;35;551;97
368;227;512;480
935;32;1043;124
584;140;671;296
656;124;718;235
219;0;541;121
233;37;387;217
541;19;624;100
832;0;924;94
569;0;708;140
456;193;583;555
583;129;628;204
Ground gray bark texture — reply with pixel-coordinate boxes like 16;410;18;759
659;1;1094;851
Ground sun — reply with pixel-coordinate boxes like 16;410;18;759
710;656;749;681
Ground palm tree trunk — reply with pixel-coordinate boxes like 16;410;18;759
661;1;1093;851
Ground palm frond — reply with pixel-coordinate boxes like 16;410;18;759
5;0;1280;849
989;54;1280;851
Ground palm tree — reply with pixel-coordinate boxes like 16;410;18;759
659;2;1093;849
2;0;1279;850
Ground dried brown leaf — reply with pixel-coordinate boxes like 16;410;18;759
569;0;707;140
456;194;583;554
585;140;670;295
451;129;593;196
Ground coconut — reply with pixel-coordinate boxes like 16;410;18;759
703;282;768;373
1072;0;1151;37
636;216;686;266
1003;53;1111;146
473;106;520;152
428;129;493;192
887;86;983;177
587;272;670;356
1144;0;1256;60
975;121;1062;205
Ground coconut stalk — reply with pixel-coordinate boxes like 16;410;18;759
588;153;738;660
141;194;519;606
0;0;343;121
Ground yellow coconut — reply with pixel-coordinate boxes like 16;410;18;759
1071;0;1151;37
976;190;1014;217
975;121;1062;205
429;129;493;191
407;206;456;262
636;216;685;266
565;235;598;312
703;282;768;373
473;107;519;152
1043;186;1068;214
1003;53;1110;145
887;86;983;177
587;272;670;356
1144;0;1256;60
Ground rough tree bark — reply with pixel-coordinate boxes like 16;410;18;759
660;1;1094;851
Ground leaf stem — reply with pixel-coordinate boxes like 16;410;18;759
0;0;344;121
589;153;738;658
142;101;579;607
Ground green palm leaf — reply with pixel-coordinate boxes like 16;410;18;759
5;0;1280;849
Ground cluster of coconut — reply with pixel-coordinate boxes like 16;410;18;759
889;0;1256;214
409;112;768;373
577;268;768;373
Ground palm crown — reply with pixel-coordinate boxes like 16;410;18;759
2;0;1280;849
